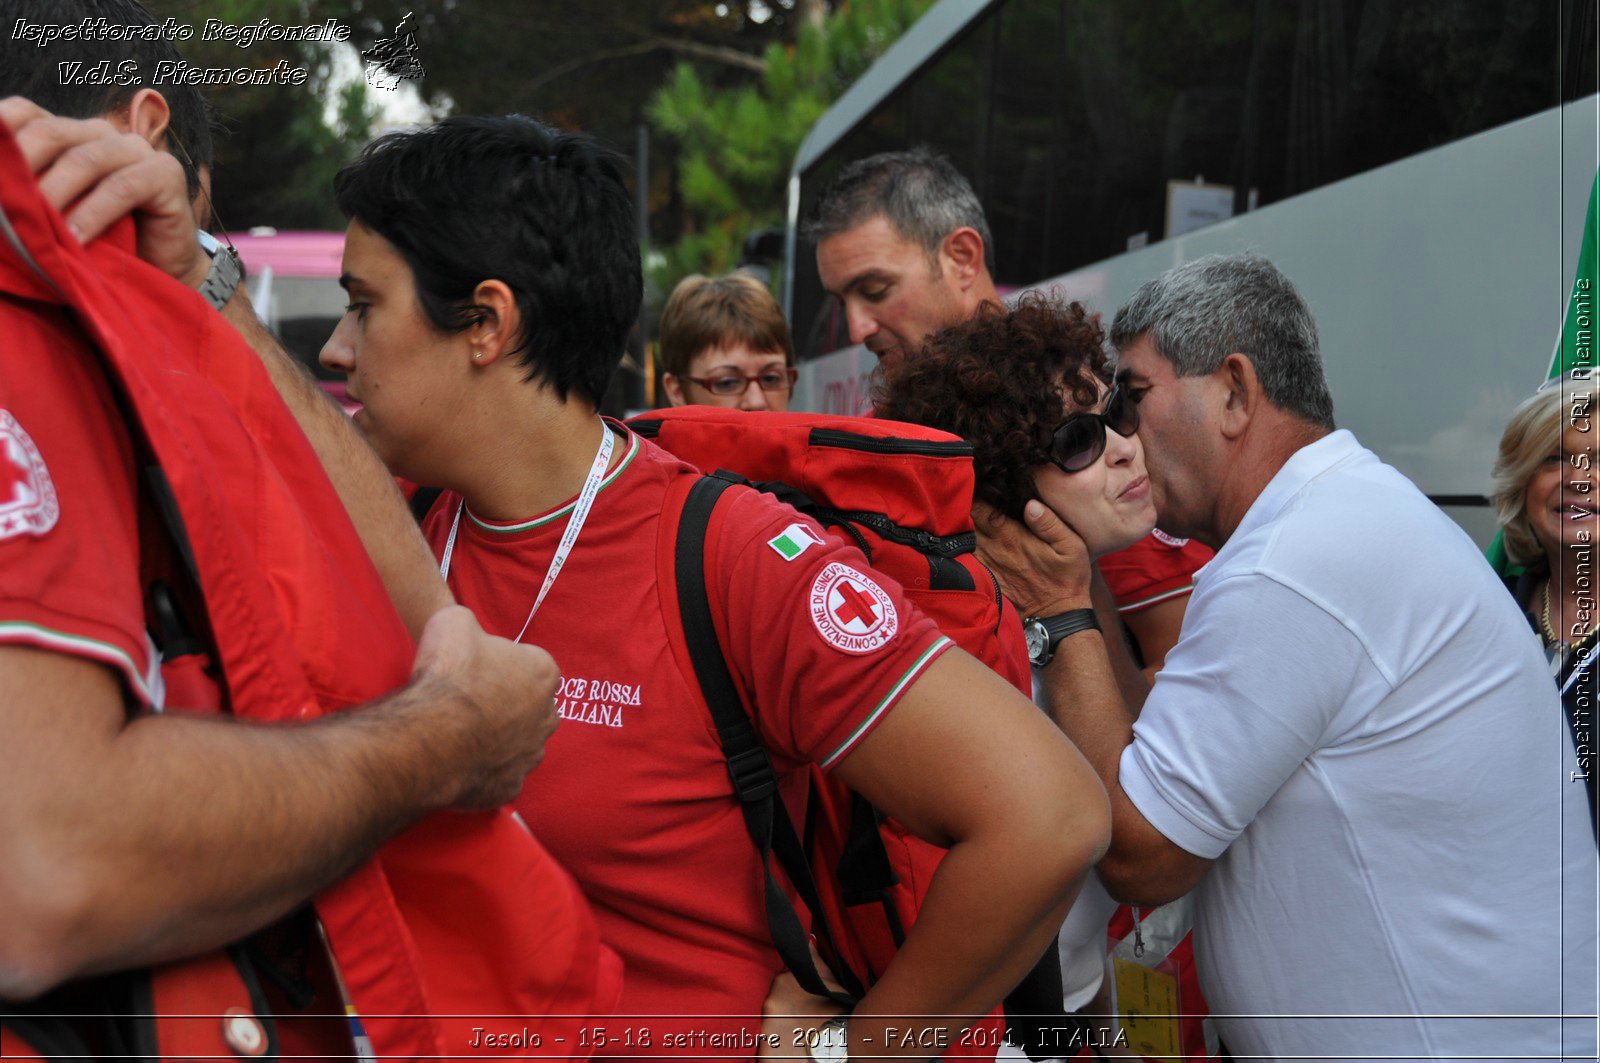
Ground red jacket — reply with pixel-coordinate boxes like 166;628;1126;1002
0;125;619;1055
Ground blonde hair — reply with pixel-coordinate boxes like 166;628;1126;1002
658;272;794;377
1492;371;1599;565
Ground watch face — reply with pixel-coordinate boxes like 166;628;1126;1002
809;1019;848;1063
1024;621;1047;662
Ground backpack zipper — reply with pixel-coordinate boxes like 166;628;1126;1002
808;428;972;458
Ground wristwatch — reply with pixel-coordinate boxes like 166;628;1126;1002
1022;608;1100;667
195;229;244;310
806;1016;849;1063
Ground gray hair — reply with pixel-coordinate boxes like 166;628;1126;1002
1110;253;1336;429
804;147;995;272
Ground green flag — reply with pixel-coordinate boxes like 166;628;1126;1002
1550;171;1600;380
1488;170;1600;574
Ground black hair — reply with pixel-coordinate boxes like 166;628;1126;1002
334;114;642;408
0;0;213;197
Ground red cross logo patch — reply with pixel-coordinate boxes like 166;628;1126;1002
0;410;58;541
809;562;898;654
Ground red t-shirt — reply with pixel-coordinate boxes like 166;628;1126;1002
425;426;952;1046
1098;529;1214;614
0;297;159;706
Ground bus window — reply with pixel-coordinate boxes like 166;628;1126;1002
225;229;350;403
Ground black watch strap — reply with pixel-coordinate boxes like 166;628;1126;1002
1026;608;1100;666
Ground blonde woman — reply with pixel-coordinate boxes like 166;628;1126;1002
1492;369;1598;832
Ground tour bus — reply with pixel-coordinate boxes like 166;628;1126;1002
782;0;1598;545
225;228;352;407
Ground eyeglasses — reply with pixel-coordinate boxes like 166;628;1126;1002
681;367;798;397
1046;384;1140;473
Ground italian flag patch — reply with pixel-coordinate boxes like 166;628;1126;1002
767;522;826;561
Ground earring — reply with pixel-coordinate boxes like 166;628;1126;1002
472;350;484;362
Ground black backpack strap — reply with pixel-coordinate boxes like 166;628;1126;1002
675;473;863;1004
835;793;905;975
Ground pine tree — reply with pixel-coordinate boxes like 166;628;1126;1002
647;0;933;294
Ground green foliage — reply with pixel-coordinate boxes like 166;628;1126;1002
147;0;373;230
647;0;933;294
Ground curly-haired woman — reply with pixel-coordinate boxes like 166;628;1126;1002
875;293;1164;1018
875;293;1157;559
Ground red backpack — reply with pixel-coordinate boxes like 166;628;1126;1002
630;406;1068;1056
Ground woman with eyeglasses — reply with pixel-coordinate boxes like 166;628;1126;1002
659;272;799;412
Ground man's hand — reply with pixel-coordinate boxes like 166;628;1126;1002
408;606;561;811
973;499;1094;616
0;96;205;287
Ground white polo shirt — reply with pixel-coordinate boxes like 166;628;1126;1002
1121;430;1598;1061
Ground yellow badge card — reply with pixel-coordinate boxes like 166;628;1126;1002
1113;957;1182;1059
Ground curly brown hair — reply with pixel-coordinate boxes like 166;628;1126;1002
874;293;1110;519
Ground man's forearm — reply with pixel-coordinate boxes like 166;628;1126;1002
1036;629;1211;906
217;290;452;638
1037;626;1138;786
0;662;470;998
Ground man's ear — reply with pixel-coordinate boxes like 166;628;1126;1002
122;89;171;149
661;374;688;407
1218;352;1259;439
940;227;987;289
465;279;520;366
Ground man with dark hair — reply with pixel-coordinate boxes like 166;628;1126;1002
810;147;1209;679
808;147;999;369
0;0;212;199
812;147;1215;1029
978;252;1596;1060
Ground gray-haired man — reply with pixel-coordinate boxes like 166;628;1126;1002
977;252;1597;1060
810;147;1000;369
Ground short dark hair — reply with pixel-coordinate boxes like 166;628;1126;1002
874;293;1110;519
1110;253;1336;430
658;272;794;377
334;115;643;408
804;147;994;272
0;0;213;197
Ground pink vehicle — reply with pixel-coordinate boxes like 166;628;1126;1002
222;229;352;408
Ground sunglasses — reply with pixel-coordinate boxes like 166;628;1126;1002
1046;383;1140;473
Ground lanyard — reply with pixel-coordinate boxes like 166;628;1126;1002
438;422;615;644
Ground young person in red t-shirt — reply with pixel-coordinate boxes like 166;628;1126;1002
317;114;1113;1059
